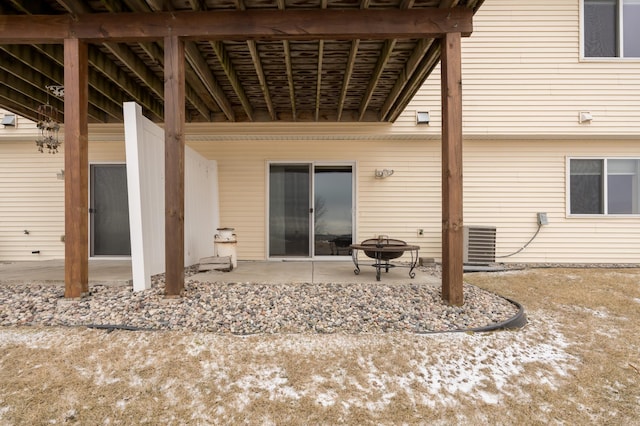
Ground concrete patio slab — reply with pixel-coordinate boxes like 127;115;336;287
0;259;132;285
1;259;439;286
192;260;438;284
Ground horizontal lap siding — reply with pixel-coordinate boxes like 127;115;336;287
4;136;637;264
190;140;442;261
0;143;65;260
395;0;640;137
0;141;125;261
465;140;640;263
195;138;639;264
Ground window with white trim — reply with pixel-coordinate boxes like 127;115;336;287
569;158;640;215
583;0;640;58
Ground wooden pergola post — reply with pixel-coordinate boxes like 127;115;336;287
64;38;89;298
440;32;464;306
164;35;186;296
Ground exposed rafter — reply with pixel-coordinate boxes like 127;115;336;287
210;41;254;121
315;40;324;122
233;0;275;120
358;39;396;121
136;0;228;121
185;42;235;121
0;0;478;124
380;38;436;121
247;40;275;120
282;40;296;121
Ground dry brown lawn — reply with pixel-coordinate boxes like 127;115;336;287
1;268;639;425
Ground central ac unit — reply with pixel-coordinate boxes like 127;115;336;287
463;225;496;265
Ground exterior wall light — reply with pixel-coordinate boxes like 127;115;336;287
416;111;430;125
375;169;394;178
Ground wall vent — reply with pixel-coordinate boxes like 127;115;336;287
463;225;496;265
1;114;16;126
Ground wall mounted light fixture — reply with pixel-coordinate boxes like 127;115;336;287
375;169;394;178
416;111;430;125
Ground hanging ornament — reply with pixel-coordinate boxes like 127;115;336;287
35;103;61;154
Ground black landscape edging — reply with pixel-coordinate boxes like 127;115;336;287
416;297;527;335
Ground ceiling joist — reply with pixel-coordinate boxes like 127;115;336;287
0;1;480;124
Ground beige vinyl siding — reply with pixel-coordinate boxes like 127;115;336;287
0;139;125;261
0;142;65;260
190;139;443;261
395;0;640;137
193;138;639;264
3;134;637;264
465;139;639;263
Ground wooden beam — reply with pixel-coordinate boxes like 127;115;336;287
210;40;253;121
358;39;396;121
0;9;474;43
185;42;235;121
125;0;219;121
383;1;462;122
164;35;185;297
63;38;89;298
315;40;324;122
84;45;165;121
0;45;122;122
337;40;359;122
0;54;66;110
386;42;442;122
380;38;435;121
283;40;296;121
247;40;276;120
0;83;41;122
56;0;91;15
314;0;327;122
440;32;464;306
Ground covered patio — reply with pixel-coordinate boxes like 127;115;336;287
0;0;485;304
0;258;440;286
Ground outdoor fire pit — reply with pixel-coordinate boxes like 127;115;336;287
349;236;420;281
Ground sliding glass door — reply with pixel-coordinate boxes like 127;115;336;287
269;164;311;257
269;163;354;258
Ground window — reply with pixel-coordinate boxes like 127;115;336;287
584;0;640;58
569;158;640;215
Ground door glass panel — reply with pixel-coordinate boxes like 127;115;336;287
91;164;131;256
269;164;310;256
314;166;353;256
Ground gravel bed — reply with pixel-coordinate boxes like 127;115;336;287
0;268;521;334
